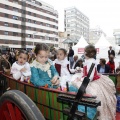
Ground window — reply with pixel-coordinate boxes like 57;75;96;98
27;0;31;2
34;28;36;31
37;2;42;6
28;19;31;23
28;4;31;8
5;5;9;9
13;24;18;28
47;31;50;34
33;13;36;17
21;10;26;14
21;33;25;38
33;20;36;24
5;14;9;18
27;34;32;38
4;31;8;35
67;24;70;27
13;7;18;12
32;0;35;3
40;36;43;39
46;24;50;27
46;17;50;20
40;30;43;32
13;0;18;4
22;18;26;22
4;22;9;27
22;2;26;6
13;15;18;20
55;38;58;41
45;36;49;40
28;12;31;15
13;32;18;36
54;44;58;47
21;26;26;29
28;27;31;30
40;22;43;25
34;35;37;38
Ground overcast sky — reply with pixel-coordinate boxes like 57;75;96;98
42;0;120;37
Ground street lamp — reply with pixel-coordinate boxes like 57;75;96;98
32;32;38;47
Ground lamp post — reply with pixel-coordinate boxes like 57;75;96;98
32;32;38;47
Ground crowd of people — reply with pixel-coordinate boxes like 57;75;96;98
0;44;118;120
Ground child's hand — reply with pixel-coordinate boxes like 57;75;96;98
20;67;26;72
51;76;59;85
54;80;60;85
75;67;81;73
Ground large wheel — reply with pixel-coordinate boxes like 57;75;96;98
0;90;45;120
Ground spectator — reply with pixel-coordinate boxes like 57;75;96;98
8;52;16;65
68;47;74;68
107;54;115;73
108;46;115;58
97;58;110;73
74;59;83;69
72;55;78;69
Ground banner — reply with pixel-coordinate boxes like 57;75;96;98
78;48;84;54
78;48;99;54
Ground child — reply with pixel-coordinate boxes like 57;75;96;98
30;43;59;88
11;50;31;82
72;45;116;120
53;48;75;88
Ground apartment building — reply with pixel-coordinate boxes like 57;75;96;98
0;0;58;48
64;7;89;42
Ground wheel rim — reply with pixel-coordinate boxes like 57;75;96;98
0;100;27;120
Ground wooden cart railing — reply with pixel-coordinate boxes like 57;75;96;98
0;72;119;120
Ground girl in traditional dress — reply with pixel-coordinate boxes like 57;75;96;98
72;45;116;120
30;43;59;88
53;48;76;89
11;50;31;81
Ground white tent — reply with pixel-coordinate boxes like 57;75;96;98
72;36;88;57
115;45;120;54
95;34;112;58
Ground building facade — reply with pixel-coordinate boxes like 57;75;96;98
113;29;120;45
64;7;89;42
89;27;106;44
0;0;58;48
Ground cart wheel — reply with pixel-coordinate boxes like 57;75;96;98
0;90;45;120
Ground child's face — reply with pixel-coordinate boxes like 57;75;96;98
18;53;28;65
57;50;66;60
36;50;49;64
